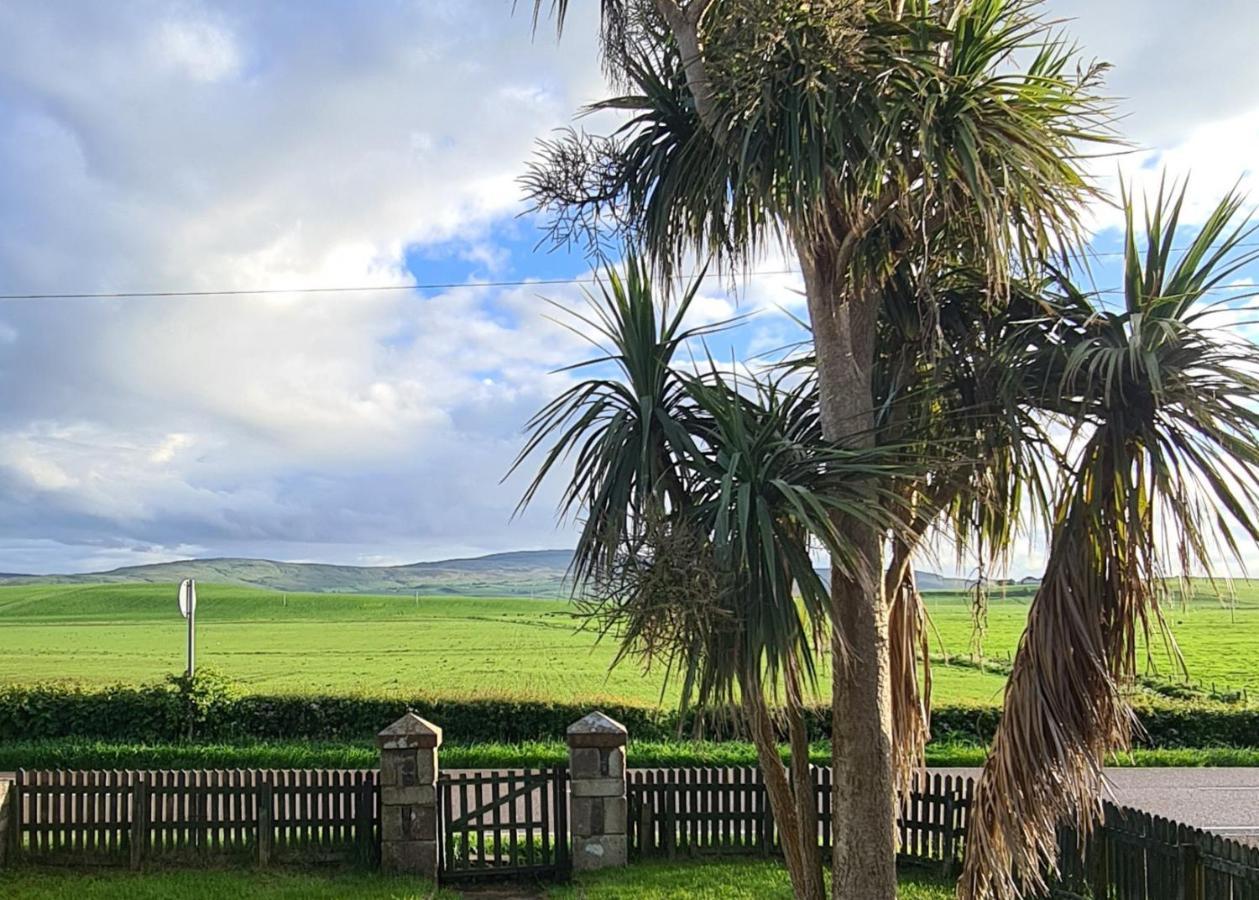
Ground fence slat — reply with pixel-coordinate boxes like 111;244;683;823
129;776;146;870
257;773;273;866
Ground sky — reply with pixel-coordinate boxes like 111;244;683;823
0;1;1256;576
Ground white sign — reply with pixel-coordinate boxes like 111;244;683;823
178;578;197;619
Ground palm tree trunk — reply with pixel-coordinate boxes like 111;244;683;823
785;656;823;897
643;19;897;890
800;246;899;900
740;671;825;900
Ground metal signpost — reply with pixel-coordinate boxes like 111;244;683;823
177;578;197;676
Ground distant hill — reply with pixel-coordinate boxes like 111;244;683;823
913;570;972;591
0;549;991;597
818;568;971;592
0;549;576;598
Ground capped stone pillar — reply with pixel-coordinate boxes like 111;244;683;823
377;713;441;876
567;711;628;870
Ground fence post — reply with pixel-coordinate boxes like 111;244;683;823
0;778;14;867
1087;811;1110;900
1178;842;1203;900
377;713;441;877
355;775;376;866
638;795;654;860
940;786;957;878
759;771;772;857
567;711;628;871
129;776;148;871
256;775;273;867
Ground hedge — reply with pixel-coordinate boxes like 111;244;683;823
7;739;1259;772
0;674;1255;748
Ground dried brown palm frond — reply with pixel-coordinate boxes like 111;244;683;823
960;436;1157;899
887;537;932;798
873;266;1063;797
959;180;1259;900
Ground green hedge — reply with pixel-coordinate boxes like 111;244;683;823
8;738;1259;773
1;674;1255;748
917;702;1259;749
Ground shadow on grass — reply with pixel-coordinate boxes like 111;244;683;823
547;859;954;899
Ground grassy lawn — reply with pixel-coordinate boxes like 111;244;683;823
0;580;1254;705
0;869;457;899
552;859;953;898
0;862;954;899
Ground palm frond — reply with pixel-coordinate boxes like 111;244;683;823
960;182;1259;900
513;259;918;713
508;254;715;584
526;0;1114;295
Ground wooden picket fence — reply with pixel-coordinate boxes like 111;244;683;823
1051;802;1259;900
9;769;379;868
627;768;1259;899
626;767;970;874
5;764;1259;899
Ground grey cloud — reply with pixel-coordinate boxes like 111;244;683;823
1047;0;1259;148
0;1;1252;573
0;0;603;571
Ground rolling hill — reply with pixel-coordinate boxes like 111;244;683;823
0;549;985;597
0;549;576;597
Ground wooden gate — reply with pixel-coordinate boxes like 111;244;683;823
438;767;570;882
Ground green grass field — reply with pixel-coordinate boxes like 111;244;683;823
0;580;1254;706
925;581;1259;699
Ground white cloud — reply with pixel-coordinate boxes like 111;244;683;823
1046;0;1259;151
154;17;242;82
1083;107;1259;235
0;0;605;570
6;452;78;492
1041;0;1259;233
0;1;1254;574
150;433;194;464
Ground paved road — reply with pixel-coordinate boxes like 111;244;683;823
936;767;1259;845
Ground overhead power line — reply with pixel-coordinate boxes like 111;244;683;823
0;275;611;302
1;241;1256;302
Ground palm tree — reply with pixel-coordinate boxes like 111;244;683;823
959;183;1259;900
512;259;714;584
512;257;908;900
871;266;1064;792
522;4;1110;894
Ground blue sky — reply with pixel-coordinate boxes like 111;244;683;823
0;1;1256;576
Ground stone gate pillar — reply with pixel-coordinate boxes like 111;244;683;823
377;712;441;876
567;711;628;871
